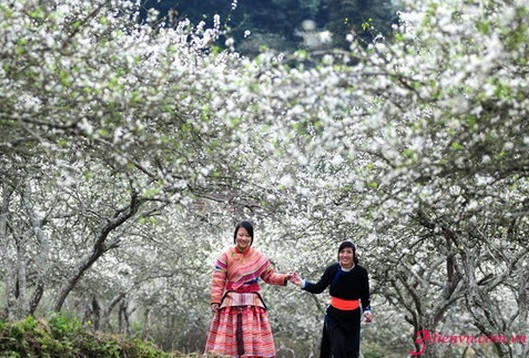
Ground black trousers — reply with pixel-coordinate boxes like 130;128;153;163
320;307;361;358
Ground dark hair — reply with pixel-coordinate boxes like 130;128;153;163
234;221;254;245
338;241;359;264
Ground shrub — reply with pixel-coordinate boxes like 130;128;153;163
0;315;192;358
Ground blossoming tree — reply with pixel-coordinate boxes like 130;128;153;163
1;0;528;356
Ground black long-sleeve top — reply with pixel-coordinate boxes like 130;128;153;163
303;263;371;312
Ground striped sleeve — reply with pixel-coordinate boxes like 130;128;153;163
210;252;228;304
260;261;288;286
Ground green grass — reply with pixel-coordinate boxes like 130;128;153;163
0;315;201;358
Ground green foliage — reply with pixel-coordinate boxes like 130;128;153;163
362;341;392;358
0;315;191;358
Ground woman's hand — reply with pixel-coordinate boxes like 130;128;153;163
289;272;303;286
211;303;220;313
364;311;373;322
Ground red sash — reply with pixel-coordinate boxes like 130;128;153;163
330;296;360;310
226;282;260;293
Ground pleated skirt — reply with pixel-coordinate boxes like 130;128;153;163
205;306;276;357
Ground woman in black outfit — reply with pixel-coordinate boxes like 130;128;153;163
290;241;372;358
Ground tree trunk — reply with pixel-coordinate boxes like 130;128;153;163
0;183;16;320
118;301;130;335
518;278;529;357
52;191;142;312
141;308;151;340
102;292;126;332
15;233;29;318
21;188;52;316
460;247;511;357
92;296;101;330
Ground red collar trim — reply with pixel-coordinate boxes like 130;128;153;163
234;245;251;255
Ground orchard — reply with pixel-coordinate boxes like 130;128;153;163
1;0;528;356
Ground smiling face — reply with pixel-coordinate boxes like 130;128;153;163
338;247;355;269
235;227;252;252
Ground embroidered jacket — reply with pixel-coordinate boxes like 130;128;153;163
210;246;288;308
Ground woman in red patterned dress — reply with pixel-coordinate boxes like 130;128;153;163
204;221;293;357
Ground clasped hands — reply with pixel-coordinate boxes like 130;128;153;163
287;272;303;286
286;272;372;323
210;272;372;322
